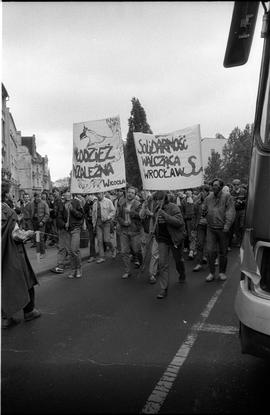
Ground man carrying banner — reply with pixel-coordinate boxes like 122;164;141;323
153;190;186;299
116;186;142;279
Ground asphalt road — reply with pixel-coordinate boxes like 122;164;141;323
2;248;270;414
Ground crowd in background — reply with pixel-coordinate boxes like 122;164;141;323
6;177;248;299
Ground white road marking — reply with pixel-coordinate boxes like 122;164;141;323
141;285;226;414
194;323;238;335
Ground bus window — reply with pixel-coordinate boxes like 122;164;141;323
260;68;270;147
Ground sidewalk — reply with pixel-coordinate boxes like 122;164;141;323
25;242;90;277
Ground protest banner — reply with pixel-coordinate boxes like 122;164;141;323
71;115;126;193
134;124;203;190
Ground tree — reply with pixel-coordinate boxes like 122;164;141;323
204;150;223;183
124;97;153;189
221;124;253;183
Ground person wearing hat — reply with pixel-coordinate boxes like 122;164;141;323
152;190;186;299
230;179;248;247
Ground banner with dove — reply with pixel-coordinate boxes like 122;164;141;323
71;115;126;193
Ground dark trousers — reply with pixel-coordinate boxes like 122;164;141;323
206;227;228;274
196;224;207;264
87;220;97;258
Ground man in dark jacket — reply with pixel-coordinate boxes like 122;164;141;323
50;189;70;274
203;178;235;282
1;182;41;329
153;190;186;299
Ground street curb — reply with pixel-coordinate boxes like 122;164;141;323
36;255;89;278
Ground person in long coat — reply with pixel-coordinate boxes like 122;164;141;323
1;182;41;329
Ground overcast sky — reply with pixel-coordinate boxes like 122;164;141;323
2;1;264;182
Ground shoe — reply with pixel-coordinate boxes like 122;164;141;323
96;258;105;264
2;317;19;329
68;272;76;279
76;269;82;278
24;308;41;322
134;261;140;268
87;257;95;263
157;289;167;299
178;276;186;283
202;256;208;264
219;273;227;281
50;266;64;274
149;275;157;284
205;273;215;282
121;272;130;279
193;264;202;272
188;250;194;259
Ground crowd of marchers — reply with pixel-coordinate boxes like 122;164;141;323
1;178;248;328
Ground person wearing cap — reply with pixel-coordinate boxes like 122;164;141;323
153;190;186;299
202;178;235;282
230;178;248;247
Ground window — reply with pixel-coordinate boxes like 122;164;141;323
260;66;270;147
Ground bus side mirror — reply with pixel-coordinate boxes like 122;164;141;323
224;1;259;68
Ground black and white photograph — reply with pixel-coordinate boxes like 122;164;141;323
1;1;270;414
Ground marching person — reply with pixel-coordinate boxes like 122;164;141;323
153;190;186;299
192;184;210;272
83;194;97;263
92;192;116;264
230;178;248;247
202;178;235;282
30;192;50;258
64;191;84;278
116;186;143;279
1;182;41;329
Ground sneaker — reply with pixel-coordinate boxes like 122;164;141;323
219;273;227;281
24;308;41;322
121;272;130;279
75;269;82;278
67;272;76;279
2;317;19;329
96;258;105;264
134;261;140;268
50;266;64;274
87;257;95;263
205;273;215;282
157;289;167;299
193;264;202;272
149;275;157;284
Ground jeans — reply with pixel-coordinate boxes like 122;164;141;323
70;228;81;271
120;230;141;273
96;221;113;258
57;228;71;268
206;227;228;274
141;232;159;277
158;241;186;291
196;224;207;264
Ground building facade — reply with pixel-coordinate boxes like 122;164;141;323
1;83;52;200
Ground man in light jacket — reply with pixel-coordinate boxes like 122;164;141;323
202;178;235;282
92;192;116;264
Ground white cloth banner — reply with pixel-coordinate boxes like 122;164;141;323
134;124;203;190
71;115;126;194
